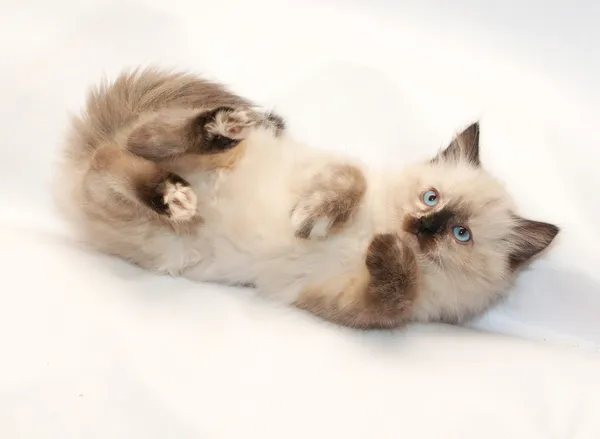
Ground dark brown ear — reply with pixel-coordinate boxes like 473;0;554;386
433;121;480;166
508;217;560;270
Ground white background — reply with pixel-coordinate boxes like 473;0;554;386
1;0;599;437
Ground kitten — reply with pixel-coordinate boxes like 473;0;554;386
56;68;559;329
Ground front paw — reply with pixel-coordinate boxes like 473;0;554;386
142;173;197;221
291;165;366;240
162;176;197;221
366;233;419;304
291;194;338;240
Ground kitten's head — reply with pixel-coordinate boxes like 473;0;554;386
400;122;559;321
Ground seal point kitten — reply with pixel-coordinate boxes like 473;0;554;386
55;68;559;329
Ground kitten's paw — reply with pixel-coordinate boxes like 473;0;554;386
163;179;197;221
366;234;408;271
196;107;285;152
291;194;336;240
208;108;260;138
292;165;366;240
366;233;419;306
141;174;197;221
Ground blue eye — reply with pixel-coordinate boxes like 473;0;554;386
422;189;439;207
452;226;471;243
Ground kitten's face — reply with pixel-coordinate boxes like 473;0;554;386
398;123;559;319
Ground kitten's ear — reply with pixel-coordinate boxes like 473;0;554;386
433;121;481;166
507;217;560;270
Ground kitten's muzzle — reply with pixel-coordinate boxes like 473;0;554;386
406;210;453;236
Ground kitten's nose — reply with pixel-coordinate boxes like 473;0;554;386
417;210;453;235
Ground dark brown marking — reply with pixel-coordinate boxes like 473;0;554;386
189;106;240;154
208;135;241;150
416;209;454;235
90;144;192;219
508;217;559;270
293;164;367;239
364;233;419;316
403;209;456;251
265;111;286;135
295;221;314;240
294;234;419;329
126;104;271;168
125;107;244;161
135;171;190;217
433;121;480;166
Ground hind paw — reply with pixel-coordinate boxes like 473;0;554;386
162;178;197;221
140;173;197;221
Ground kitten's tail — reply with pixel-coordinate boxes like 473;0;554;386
293;234;419;329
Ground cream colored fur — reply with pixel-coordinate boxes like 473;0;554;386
55;68;559;328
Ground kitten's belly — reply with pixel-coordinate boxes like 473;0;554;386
182;197;372;304
181;130;374;302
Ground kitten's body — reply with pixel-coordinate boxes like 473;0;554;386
179;130;523;324
180;130;375;303
56;68;559;328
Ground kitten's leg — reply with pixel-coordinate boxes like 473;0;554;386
294;234;419;329
196;107;265;152
197;106;286;150
126;106;285;160
90;145;197;221
291;164;366;239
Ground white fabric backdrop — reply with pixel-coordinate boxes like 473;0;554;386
1;0;599;437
